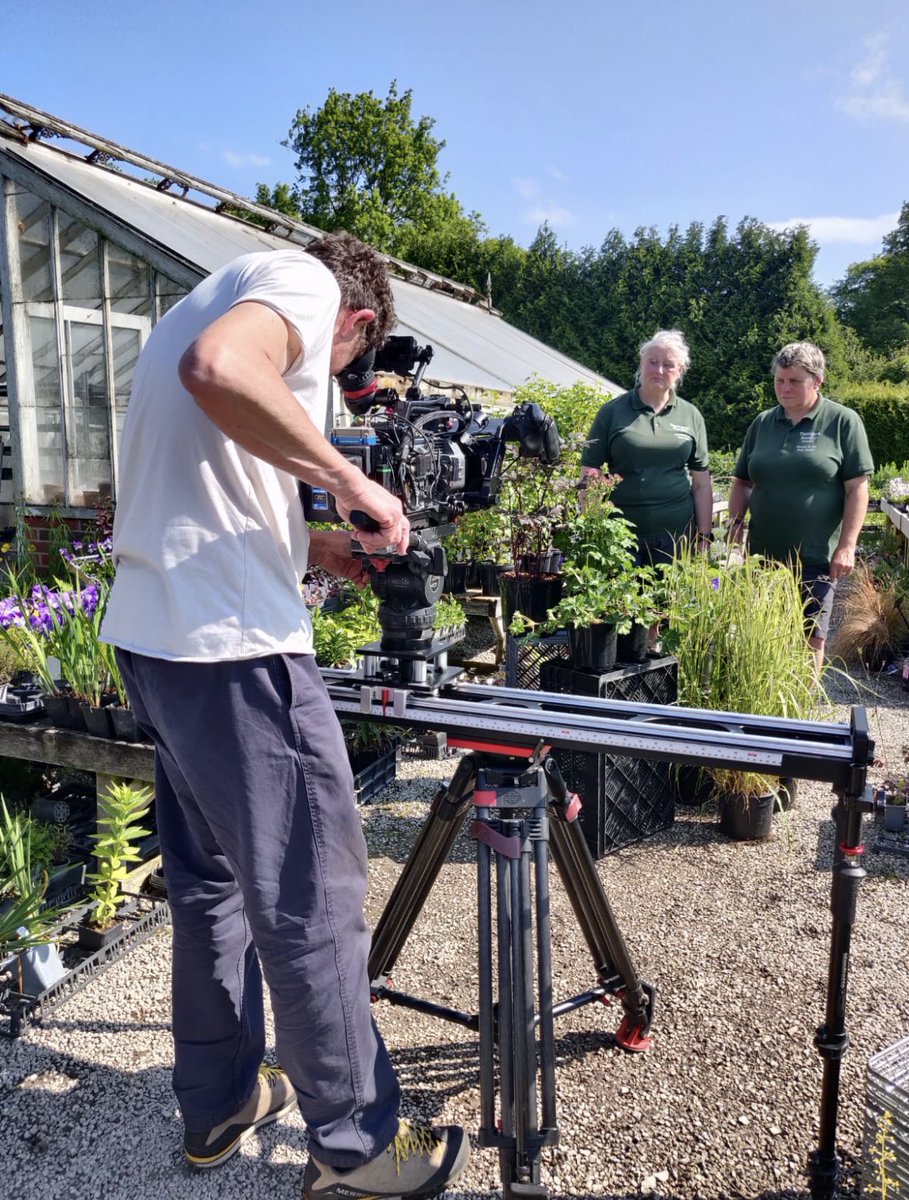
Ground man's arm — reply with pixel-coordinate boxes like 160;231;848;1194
830;476;870;580
178;301;409;554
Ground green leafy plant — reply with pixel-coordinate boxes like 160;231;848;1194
0;798;67;955
661;544;820;801
84;782;153;931
311;588;382;668
433;595;467;636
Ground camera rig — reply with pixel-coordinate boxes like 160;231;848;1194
302;336;559;686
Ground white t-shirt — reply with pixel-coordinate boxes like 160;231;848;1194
101;249;340;660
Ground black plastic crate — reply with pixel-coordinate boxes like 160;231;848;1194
351;745;399;804
555;749;675;859
505;632;570;691
542;657;678;858
539;656;678;704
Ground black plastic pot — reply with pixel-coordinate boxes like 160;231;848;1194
568;622;618;673
718;791;775;841
674;764;714;807
77;920;126;952
500;573;563;624
475;561;506;597
80;702;113;739
776;776;796;812
109;706;142;742
615;622;650;664
41;693;72;728
445;561;470;595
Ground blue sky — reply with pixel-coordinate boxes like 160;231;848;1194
4;0;908;289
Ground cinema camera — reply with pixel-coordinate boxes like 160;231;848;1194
303;336;560;681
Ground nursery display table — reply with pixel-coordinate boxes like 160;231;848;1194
460;593;507;661
882;497;909;567
0;720;154;805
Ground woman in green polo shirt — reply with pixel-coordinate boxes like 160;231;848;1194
581;328;714;565
729;341;873;672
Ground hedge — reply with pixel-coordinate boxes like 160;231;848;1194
827;384;909;468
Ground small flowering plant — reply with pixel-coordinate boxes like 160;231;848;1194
0;566;116;704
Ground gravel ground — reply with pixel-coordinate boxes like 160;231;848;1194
1;659;907;1200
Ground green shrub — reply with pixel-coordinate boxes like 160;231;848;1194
827;384;909;468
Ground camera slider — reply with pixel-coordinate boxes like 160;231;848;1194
324;669;873;1200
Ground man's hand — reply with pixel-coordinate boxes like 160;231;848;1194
308;530;370;587
334;476;411;555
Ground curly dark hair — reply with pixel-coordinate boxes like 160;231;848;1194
306;231;396;352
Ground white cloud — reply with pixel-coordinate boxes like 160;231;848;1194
546;165;568;182
513;176;539;199
768;212;899;245
525;205;577;229
836;33;909;122
222;149;273;169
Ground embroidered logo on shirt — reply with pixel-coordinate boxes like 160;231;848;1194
796;431;821;453
670;423;693;442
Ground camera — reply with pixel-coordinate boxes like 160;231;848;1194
301;336;560;682
303;336;560;534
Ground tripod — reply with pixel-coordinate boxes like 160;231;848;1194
368;739;654;1199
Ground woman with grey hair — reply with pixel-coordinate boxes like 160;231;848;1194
729;340;874;672
581;329;713;565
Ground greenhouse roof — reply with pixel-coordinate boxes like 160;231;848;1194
0;94;622;395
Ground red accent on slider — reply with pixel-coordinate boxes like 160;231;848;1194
840;843;865;856
565;791;582;821
448;737;535;756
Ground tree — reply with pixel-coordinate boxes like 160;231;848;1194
284;81;456;252
832;202;909;359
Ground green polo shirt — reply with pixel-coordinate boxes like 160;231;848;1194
733;396;874;566
581;388;710;539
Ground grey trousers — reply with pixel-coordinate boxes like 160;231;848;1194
115;649;401;1168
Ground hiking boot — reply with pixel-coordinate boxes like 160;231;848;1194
184;1064;296;1168
303;1118;470;1200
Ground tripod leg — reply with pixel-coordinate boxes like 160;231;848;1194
808;789;867;1200
368;753;478;989
548;804;653;1049
497;818;547;1200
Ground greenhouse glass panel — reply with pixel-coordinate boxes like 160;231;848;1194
157;275;189;317
16;191;53;303
65;319;110;506
109;244;151;316
29;315;65;503
58;214;102;308
111;326;141;453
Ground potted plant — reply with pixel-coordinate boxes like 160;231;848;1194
444;507;510;595
311;588;382;669
662;545;819;840
829;561;909;672
0;800;68;995
341;721;402;804
78;781;153;951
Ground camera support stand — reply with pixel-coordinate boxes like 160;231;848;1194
369;739;654;1199
325;671;874;1199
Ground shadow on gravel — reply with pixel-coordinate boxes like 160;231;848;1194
389;1027;628;1117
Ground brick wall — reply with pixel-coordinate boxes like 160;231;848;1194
24;514;92;574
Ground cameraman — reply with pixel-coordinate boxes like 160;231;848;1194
101;233;469;1200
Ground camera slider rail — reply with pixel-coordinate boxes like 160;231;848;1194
325;667;872;1200
323;671;871;792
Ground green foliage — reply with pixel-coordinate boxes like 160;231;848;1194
283;81;471;254
832;202;909;358
870;460;909;501
444;506;509;564
662;545;819;796
433;595;466;634
85;782;153;930
310;588;381;668
0;798;66;954
827;383;909;468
